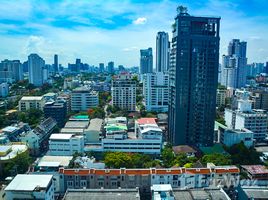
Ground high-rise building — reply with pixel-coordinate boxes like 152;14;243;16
221;39;247;88
54;54;58;72
0;60;23;83
140;48;153;74
266;62;268;74
99;63;105;73
156;32;169;72
28;54;45;86
168;7;220;146
111;73;136;111
107;61;114;74
143;72;169;112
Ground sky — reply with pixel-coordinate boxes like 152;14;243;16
0;0;268;67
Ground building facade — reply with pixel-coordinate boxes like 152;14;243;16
0;59;23;83
111;74;136;111
44;100;67;128
143;72;169;112
28;53;45;86
168;8;220;146
225;99;268;142
156;32;169;72
221;39;247;89
71;86;99;111
19;96;45;111
49;134;84;156
140;48;153;74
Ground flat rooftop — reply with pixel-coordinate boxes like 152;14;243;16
87;118;103;131
63;189;140;200
136;118;157;125
173;188;230;200
65;121;89;129
20;96;43;101
50;133;73;140
5;174;53;191
38;155;73;167
60;128;84;134
242;187;268;199
241;165;268;175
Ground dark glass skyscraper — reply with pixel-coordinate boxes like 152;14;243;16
54;54;58;72
168;7;220;146
140;48;153;74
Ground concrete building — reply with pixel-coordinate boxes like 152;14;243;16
100;118;163;155
111;74;136;111
71;86;99;111
4;174;55;200
143;72;169;112
221;39;248;88
237;185;268;200
241;165;268;180
216;122;254;147
156;32;169;72
216;89;226;107
0;82;9;97
107;61;114;74
168;8;220;146
28;53;45;86
19;96;45;111
21;117;57;155
49;134;84;156
0;59;23;83
140;48;153;74
44;100;67;128
54;54;58;72
225;99;268;142
99;63;105;73
251;90;268;110
85;118;103;143
58;165;239;193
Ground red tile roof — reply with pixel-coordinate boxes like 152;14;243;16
136;118;157;125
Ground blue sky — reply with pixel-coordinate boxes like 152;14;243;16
0;0;268;67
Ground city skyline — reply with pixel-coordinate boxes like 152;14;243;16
0;0;268;67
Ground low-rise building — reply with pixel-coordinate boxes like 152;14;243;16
21;118;57;155
19;96;45;111
0;143;28;176
1;122;30;142
241;165;268;180
237;185;268;200
4;174;55;200
49;134;84;156
71;86;99;111
216;122;254;147
85;118;103;143
58;165;239;193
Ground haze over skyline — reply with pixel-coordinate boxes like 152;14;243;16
0;0;268;67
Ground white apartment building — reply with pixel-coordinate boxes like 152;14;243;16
5;174;55;200
143;72;169;112
111;74;136;111
71;86;99;111
49;133;84;156
216;89;226;107
102;118;163;155
225;99;268;141
19;96;45;111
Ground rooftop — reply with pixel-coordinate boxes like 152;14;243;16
38;155;73;167
0;143;28;161
64;121;89;129
241;165;268;175
20;96;43;101
242;187;268;199
63;189;140;200
172;145;197;154
2;126;19;133
50;133;73;140
173;188;230;200
137;118;157;125
86;118;103;132
5;174;53;191
70;115;90;120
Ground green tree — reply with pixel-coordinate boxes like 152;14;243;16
104;152;133;168
161;146;175;167
201;153;232;166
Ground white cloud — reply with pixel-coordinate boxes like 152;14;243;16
133;17;147;25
